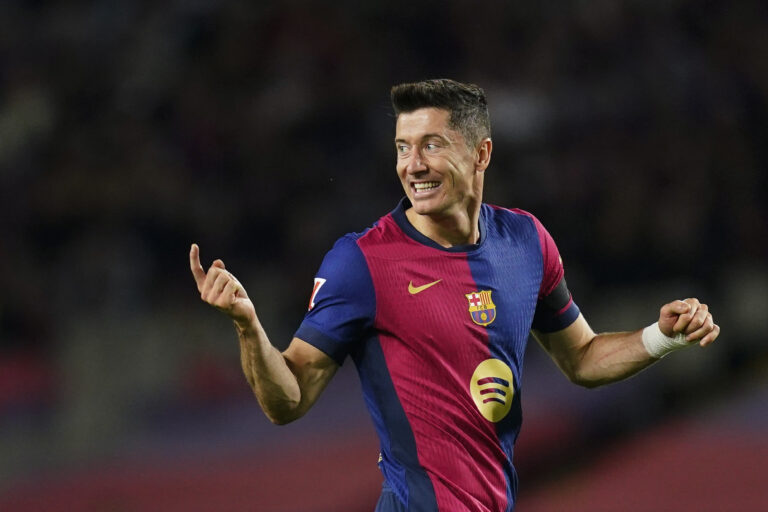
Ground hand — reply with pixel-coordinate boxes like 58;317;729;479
658;298;720;347
190;243;256;329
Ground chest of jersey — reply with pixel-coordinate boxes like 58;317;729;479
354;218;542;510
358;229;543;381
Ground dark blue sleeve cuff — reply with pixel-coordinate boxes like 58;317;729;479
294;323;348;366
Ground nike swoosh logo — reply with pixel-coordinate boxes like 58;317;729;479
408;279;442;295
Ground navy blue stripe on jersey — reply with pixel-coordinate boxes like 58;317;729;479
375;481;408;512
467;204;543;511
352;334;438;512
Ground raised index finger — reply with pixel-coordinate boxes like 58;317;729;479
190;243;207;288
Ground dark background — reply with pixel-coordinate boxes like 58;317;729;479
1;1;767;510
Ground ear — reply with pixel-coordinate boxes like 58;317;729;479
474;138;493;173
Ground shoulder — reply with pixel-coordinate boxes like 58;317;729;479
485;204;543;224
486;205;569;298
318;231;369;281
323;215;389;257
310;227;377;312
318;211;399;274
483;204;547;241
327;230;366;255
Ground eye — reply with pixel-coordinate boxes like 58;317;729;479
425;143;440;152
396;144;410;155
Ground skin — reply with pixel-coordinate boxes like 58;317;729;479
534;299;719;388
395;108;491;247
190;106;720;423
189;247;336;424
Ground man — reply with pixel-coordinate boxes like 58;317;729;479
189;79;720;511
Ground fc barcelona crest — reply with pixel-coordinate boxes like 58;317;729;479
465;290;497;326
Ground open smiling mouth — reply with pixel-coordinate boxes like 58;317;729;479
412;181;441;196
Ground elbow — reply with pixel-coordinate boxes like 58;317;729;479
558;346;608;389
565;370;592;388
564;365;606;389
250;380;303;425
267;413;297;426
571;375;605;389
263;398;304;426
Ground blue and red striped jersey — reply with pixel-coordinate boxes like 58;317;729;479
295;198;580;511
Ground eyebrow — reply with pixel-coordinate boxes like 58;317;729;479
394;133;451;144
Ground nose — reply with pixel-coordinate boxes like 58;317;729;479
404;148;427;174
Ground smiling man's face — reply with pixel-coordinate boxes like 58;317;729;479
395;107;483;219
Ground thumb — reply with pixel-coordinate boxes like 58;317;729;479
658;299;692;337
663;300;690;317
212;259;226;269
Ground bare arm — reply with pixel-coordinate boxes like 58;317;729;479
190;244;338;424
533;298;720;388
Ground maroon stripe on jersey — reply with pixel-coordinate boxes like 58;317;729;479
357;214;508;511
477;377;510;387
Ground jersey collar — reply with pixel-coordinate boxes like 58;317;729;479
390;197;486;252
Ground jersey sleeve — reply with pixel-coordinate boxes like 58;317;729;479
294;234;376;365
528;215;581;333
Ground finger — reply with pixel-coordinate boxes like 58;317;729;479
658;300;691;337
686;312;714;341
213;259;226;270
663;300;691;316
190;244;207;289
684;303;709;335
221;278;241;308
673;298;700;333
201;265;224;299
214;270;232;298
205;270;232;303
699;323;720;347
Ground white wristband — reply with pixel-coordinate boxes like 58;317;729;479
641;322;689;359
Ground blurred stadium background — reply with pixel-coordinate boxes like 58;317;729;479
1;1;767;510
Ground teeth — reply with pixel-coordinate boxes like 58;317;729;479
414;182;440;191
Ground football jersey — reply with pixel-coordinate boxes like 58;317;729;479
295;198;580;512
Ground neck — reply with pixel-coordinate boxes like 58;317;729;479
406;201;482;248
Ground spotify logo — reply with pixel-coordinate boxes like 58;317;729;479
470;359;515;422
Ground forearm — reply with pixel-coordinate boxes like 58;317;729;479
534;315;659;388
571;330;656;388
535;302;719;389
235;318;302;424
190;244;338;424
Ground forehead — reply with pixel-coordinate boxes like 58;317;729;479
395;107;455;141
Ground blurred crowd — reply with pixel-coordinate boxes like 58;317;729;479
1;0;767;498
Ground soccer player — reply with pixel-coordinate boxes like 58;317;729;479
189;79;720;511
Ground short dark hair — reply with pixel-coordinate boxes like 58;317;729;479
391;78;491;148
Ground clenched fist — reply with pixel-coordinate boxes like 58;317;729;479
658;298;720;347
190;243;256;328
